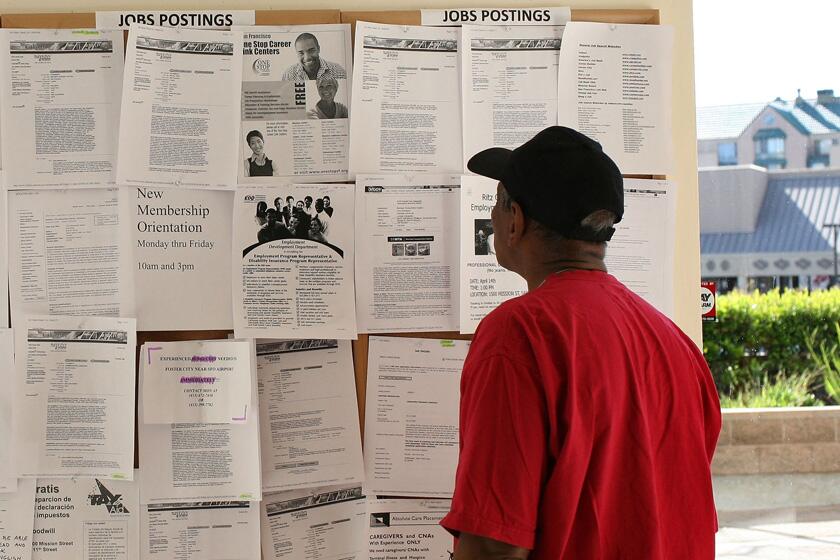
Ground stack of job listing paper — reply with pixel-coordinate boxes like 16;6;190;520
0;14;684;560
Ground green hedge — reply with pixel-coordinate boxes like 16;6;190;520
702;289;840;393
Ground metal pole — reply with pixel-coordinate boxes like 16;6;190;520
825;223;840;288
835;226;839;285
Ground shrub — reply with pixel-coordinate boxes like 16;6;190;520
702;288;840;396
719;371;824;408
806;323;840;405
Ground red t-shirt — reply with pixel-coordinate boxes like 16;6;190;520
441;270;720;559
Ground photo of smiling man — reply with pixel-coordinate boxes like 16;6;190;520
281;32;347;81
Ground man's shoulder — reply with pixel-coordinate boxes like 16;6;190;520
471;295;539;353
280;63;304;79
321;59;347;76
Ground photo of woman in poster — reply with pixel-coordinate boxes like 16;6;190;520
243;129;279;177
307;76;348;120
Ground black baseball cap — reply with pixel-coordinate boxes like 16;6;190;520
467;126;624;242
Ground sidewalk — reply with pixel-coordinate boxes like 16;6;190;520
716;506;840;559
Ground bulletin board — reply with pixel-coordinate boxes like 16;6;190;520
1;6;662;448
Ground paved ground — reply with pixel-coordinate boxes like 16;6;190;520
717;506;840;558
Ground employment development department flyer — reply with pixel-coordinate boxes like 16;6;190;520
233;184;356;340
1;29;123;190
117;24;242;189
238;25;353;183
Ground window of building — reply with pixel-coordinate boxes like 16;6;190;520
717;142;737;165
758;136;785;155
817;138;833;155
753;128;787;157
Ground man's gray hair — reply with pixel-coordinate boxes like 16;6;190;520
535;209;617;244
579;210;617;235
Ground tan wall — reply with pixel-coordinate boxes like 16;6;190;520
738;106;809;170
0;0;703;344
714;407;840;476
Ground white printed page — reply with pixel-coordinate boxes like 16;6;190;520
349;22;462;176
0;330;14;490
127;186;233;330
557;22;674;175
13;316;136;480
257;339;363;493
141;339;254;424
0;188;6;326
233;184;356;340
459;175;527;334
238;25;353;183
461;25;564;169
1;29;123;190
355;174;460;333
0;478;35;560
32;476;139;560
260;485;365;560
117;24;242;189
141;501;260;560
367;498;454;560
364;337;468;498
138;351;262;503
7;188;134;326
607;179;676;318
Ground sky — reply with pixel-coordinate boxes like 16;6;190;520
693;0;840;107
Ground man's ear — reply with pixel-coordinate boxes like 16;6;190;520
507;200;527;246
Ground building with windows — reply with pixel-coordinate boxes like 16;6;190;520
699;165;840;293
698;90;840;292
697;89;840;170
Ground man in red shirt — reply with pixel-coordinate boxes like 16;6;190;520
441;127;721;559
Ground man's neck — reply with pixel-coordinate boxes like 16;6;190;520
519;241;607;291
304;61;321;79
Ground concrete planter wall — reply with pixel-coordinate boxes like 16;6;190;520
713;406;840;475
